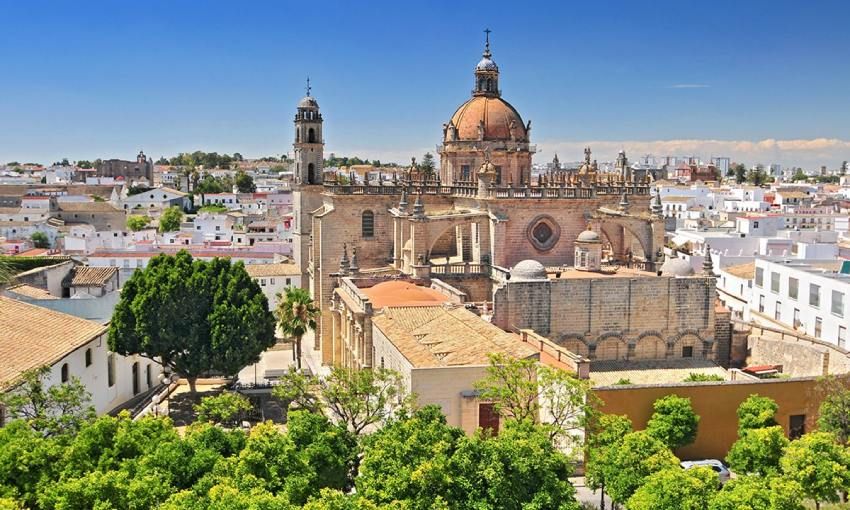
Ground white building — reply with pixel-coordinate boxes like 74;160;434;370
118;187;189;211
751;259;849;348
0;296;160;422
243;262;301;309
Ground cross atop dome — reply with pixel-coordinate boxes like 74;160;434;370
305;76;311;97
483;28;492;58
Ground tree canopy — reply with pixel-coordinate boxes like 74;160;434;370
126;215;152;232
736;394;779;434
158;206;183;233
645;394;700;449
627;466;718;510
108;251;276;392
29;231;49;249
275;287;319;371
780;431;850;508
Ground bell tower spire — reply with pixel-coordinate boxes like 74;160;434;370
473;28;500;97
293;78;324;185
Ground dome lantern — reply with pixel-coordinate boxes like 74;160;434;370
473;29;500;98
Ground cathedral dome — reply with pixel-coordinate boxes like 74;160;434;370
449;96;527;142
510;259;547;281
660;258;695;277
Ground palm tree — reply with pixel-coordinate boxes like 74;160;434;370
275;287;320;371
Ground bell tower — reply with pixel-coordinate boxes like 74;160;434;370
293;78;324;185
292;78;327;292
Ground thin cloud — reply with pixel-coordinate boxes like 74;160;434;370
668;84;710;89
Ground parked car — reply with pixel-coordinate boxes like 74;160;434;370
680;459;732;485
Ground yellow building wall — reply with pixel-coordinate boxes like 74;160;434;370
593;378;822;461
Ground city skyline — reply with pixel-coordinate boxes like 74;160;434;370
2;0;849;168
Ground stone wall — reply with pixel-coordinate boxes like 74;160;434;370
492;275;718;362
748;334;850;378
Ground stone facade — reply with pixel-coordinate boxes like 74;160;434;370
493;274;720;362
291;36;663;365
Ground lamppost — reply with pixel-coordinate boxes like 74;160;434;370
152;370;178;417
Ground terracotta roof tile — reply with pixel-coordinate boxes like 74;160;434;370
0;296;107;390
244;262;300;278
68;266;117;287
372;305;537;368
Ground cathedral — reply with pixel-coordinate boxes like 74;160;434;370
292;35;671;366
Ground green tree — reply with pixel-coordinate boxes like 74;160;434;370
447;419;581;510
736;394;779;434
287;410;358;492
817;375;850;445
126;215;151;231
275;287;319;370
603;430;680;504
194;392;253;427
29;231;49;249
419;152;436;178
792;169;809;182
584;414;633;510
271;367;322;417
158;205;183;232
780;432;850;509
627;466;718;510
0;365;94;436
233;152;244;162
474;353;593;445
733;164;747;184
76;160;93;169
646;394;700;449
841;160;847;176
0;420;64;507
303;489;379;509
709;475;804;510
108;251;276;392
725;425;789;476
747;165;769;186
356;406;462;508
235;170;256;193
322;366;410;435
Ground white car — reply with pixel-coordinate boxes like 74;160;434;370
680;459;731;484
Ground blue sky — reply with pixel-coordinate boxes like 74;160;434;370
1;0;849;168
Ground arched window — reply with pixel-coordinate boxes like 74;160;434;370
307;163;315;184
486;78;492;91
296;129;300;143
85;348;92;367
308;128;316;143
61;363;69;383
362;210;375;238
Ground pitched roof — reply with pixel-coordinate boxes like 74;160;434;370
67;266;117;287
243;262;300;277
0;296;107;390
5;284;58;299
372;305;538;368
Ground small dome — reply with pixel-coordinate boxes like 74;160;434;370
577;229;601;242
660;258;695;277
476;56;498;72
510;259;547;281
298;95;319;108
